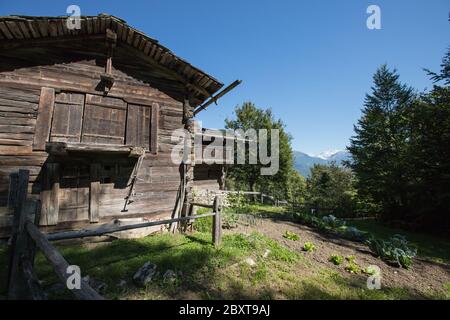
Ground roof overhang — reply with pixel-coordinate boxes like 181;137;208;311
0;14;224;105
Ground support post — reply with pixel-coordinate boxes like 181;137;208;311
212;195;222;247
7;170;31;299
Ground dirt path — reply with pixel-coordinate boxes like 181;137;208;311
230;217;450;298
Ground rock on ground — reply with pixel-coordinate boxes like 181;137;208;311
133;262;158;287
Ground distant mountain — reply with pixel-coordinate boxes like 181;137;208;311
294;150;351;177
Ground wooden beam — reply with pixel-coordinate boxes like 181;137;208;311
194;80;242;116
33;87;55;151
150;102;159;154
45;142;145;157
46;212;216;241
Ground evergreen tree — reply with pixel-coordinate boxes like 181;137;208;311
347;65;415;219
405;49;450;231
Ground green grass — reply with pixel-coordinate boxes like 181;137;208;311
0;228;447;300
349;219;450;264
0;231;301;300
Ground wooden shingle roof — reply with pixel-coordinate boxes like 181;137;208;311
0;14;223;104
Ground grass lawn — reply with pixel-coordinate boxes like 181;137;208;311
0;228;446;300
348;219;450;264
0;205;448;300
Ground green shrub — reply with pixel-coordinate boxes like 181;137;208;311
303;242;316;252
345;255;356;263
344;262;361;274
362;266;379;276
329;254;344;265
283;230;300;241
367;234;417;269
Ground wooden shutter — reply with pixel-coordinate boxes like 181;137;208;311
50;92;84;143
126;104;151;149
33;87;55;150
82;94;126;144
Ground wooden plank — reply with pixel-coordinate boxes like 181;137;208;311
26;222;104;300
89;163;100;223
33;87;55;151
150;102;159;154
40;163;59;226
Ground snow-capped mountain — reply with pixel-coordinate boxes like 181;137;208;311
294;150;351;177
309;149;344;160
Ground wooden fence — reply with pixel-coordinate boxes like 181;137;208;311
217;190;289;206
6;169;222;300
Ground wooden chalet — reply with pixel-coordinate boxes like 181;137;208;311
0;14;233;236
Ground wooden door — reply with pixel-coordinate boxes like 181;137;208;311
58;164;90;223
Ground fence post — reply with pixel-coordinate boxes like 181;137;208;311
7;169;32;299
212;195;222;247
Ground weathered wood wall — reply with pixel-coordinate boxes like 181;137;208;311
0;41;189;235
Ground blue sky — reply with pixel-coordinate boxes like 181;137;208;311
1;0;448;154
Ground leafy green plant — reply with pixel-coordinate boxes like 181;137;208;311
303;242;316;252
367;234;417;269
344;262;361;274
283;230;300;241
362;266;378;276
345;255;356;263
329;254;344;265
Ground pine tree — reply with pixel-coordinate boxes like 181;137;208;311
347;65;415;219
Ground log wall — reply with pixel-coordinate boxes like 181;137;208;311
0;43;189;236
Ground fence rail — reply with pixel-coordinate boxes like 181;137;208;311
6;169;222;300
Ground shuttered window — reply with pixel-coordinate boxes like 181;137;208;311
126;104;151;149
81;94;127;144
50;92;84;143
